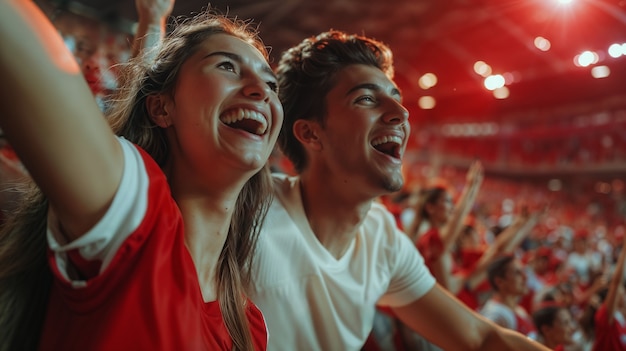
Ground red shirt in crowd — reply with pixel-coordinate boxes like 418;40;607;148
592;304;626;351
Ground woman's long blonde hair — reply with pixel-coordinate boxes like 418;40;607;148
0;11;273;351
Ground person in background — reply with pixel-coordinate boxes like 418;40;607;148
480;255;539;340
532;304;581;351
48;0;174;109
50;7;125;111
249;29;550;351
0;2;282;350
455;207;542;310
395;205;542;351
0;0;174;227
565;229;603;288
591;234;626;351
408;163;485;295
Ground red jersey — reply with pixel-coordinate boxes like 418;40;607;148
39;142;267;350
416;228;444;268
456;283;480;311
513;307;537;339
456;248;483;272
593;304;626;351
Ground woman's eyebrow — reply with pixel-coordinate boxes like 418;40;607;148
203;51;276;78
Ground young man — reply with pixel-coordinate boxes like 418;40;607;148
250;30;549;351
479;255;538;340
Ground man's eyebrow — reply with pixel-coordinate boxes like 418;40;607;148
345;83;402;98
203;51;276;78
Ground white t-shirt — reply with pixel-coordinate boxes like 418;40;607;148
250;174;436;351
565;251;602;285
479;299;517;330
479;299;538;340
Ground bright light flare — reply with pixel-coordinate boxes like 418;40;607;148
473;61;492;77
591;65;610;78
484;74;505;90
608;43;626;58
574;50;599;67
493;86;510;99
418;73;438;90
418;96;436;109
534;36;551;51
608;43;623;58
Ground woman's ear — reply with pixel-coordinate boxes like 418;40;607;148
293;119;322;151
146;94;172;128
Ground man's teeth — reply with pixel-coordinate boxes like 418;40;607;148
220;109;268;135
371;135;403;146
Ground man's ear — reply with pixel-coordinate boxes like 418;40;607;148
293;119;323;151
146;94;172;128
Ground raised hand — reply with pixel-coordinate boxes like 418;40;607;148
135;0;175;24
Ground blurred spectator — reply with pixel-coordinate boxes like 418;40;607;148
410;161;484;294
50;7;132;111
532;304;582;351
480;255;538;340
565;229;603;287
590;233;626;351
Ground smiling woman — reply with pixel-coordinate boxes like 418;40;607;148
0;1;282;350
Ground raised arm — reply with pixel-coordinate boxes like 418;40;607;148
0;1;123;240
423;162;483;292
500;205;544;253
604;233;626;324
392;284;550;351
440;160;484;251
132;0;175;60
461;207;541;291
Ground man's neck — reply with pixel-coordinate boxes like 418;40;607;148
493;292;521;310
298;172;373;259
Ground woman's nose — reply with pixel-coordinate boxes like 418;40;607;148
242;76;271;102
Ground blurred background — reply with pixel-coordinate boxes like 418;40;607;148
35;0;626;235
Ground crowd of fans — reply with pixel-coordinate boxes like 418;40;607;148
363;161;626;351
